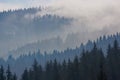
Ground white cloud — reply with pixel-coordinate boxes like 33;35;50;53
4;0;119;40
1;0;120;39
35;0;120;44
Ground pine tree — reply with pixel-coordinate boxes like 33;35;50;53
73;56;80;80
106;40;120;80
60;60;67;80
67;59;74;80
45;60;53;80
31;59;39;80
37;65;43;80
18;39;120;80
6;65;12;80
113;39;118;50
13;73;17;80
98;62;107;80
28;69;33;80
52;59;59;80
21;68;29;80
79;49;89;80
0;65;6;80
113;39;120;80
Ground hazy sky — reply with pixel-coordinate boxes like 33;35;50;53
0;0;119;11
0;0;52;11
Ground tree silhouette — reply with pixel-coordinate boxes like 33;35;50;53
0;65;5;80
6;65;12;80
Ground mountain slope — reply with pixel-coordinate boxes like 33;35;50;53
0;33;120;77
0;7;72;57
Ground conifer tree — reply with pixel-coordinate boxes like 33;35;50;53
52;59;59;80
6;65;12;80
73;56;80;80
98;62;107;80
45;60;53;80
32;59;39;80
0;65;5;80
60;60;67;80
67;59;74;80
21;68;29;80
13;73;17;80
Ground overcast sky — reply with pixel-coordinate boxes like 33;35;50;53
0;0;52;11
0;0;119;10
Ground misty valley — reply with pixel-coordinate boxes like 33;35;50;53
0;1;120;80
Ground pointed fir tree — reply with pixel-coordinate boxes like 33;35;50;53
98;62;107;80
60;60;67;80
21;68;29;80
0;65;6;80
67;59;74;80
113;39;119;50
73;56;80;80
6;65;12;80
45;60;53;80
52;59;59;80
32;59;39;80
79;49;89;80
13;73;17;80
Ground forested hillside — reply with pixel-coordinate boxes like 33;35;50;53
0;33;120;78
0;7;72;56
0;0;120;80
0;39;120;80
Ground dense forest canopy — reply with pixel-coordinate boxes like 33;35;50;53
0;39;120;80
0;0;120;80
0;33;120;78
0;6;120;58
0;7;72;57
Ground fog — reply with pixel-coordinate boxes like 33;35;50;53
30;0;120;37
0;0;120;58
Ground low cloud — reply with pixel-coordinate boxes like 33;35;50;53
30;0;120;35
0;0;120;58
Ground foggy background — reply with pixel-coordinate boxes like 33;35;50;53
0;0;120;58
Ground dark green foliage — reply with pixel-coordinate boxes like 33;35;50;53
45;60;53;80
106;40;120;80
1;40;120;80
0;65;5;80
98;62;107;80
52;59;60;80
23;59;43;80
21;69;29;80
0;65;18;80
13;74;17;80
6;65;13;80
22;43;108;80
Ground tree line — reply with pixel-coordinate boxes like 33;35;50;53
1;40;120;80
0;65;17;80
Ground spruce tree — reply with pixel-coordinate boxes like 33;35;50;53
67;59;74;80
0;65;6;80
45;60;53;80
73;56;80;80
79;49;89;80
52;59;59;80
60;60;67;80
33;59;38;80
6;65;12;80
21;68;29;80
98;62;107;80
13;73;17;80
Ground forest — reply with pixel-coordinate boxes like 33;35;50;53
0;39;120;80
